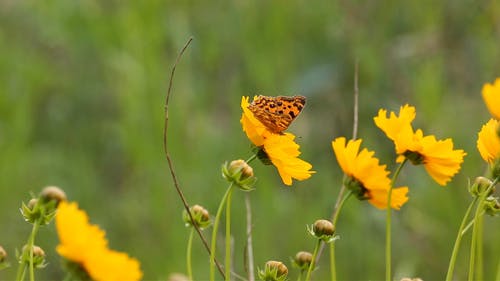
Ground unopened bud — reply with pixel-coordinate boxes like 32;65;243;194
258;260;288;281
470;177;494;197
0;246;6;262
293;251;313;270
222;160;257;191
183;204;211;229
308;219;338;243
27;199;38;210
400;278;423;281
484;196;500;216
21;245;46;269
167;273;189;281
40;186;67;205
313;219;335;236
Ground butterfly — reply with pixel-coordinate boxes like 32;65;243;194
248;95;306;134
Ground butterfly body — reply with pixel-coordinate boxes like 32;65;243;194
248;95;306;134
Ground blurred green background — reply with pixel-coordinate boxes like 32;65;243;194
1;1;499;280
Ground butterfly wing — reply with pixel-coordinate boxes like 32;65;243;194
248;95;306;133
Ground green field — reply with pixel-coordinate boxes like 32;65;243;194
1;1;499;280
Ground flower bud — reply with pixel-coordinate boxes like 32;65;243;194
27;199;38;210
40;186;67;205
293;251;313;271
258;260;288;281
222;160;257;191
308;219;338;243
313;219;335;236
470;177;494;197
0;245;9;270
21;245;46;269
183;204;211;229
400;278;423;281
0;246;6;262
167;273;189;281
484;196;500;217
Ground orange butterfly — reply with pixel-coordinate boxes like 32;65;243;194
248;95;306;134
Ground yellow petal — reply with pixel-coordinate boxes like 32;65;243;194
482;78;500;119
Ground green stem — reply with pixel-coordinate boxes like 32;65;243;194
468;177;498;281
210;183;234;281
445;197;478;281
305;239;322;281
225;187;234;281
16;203;45;281
496;259;500;281
476;214;484;281
187;228;194;281
15;264;26;281
329;243;335;281
28;220;41;281
245;153;257;164
386;159;407;281
329;191;352;281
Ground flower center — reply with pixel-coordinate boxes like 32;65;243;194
403;150;425;165
344;176;370;201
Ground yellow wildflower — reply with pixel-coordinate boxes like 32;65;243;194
55;201;143;281
482;78;500;119
374;105;466;186
332;137;409;210
240;96;314;185
477;118;500;164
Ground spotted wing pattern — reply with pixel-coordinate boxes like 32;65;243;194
248;95;306;134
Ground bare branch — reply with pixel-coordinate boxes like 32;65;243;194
162;37;226;279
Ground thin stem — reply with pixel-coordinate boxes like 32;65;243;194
297;270;303;281
225;187;234;281
28;220;41;281
15;263;26;281
386;159;407;281
305;239;322;281
245;193;255;281
318;60;360;266
496;259;500;281
468;177;498;281
329;242;335;281
210;183;234;281
476;214;484;281
162;37;225;279
245;154;257;164
445;197;478;281
329;191;352;281
187;228;194;281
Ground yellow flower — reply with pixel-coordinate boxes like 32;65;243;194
332;137;409;210
477;118;500;164
482;78;500;119
85;249;143;281
56;201;143;281
240;96;314;185
374;105;466;186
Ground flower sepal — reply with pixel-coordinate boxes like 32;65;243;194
20;199;57;225
222;160;257;191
